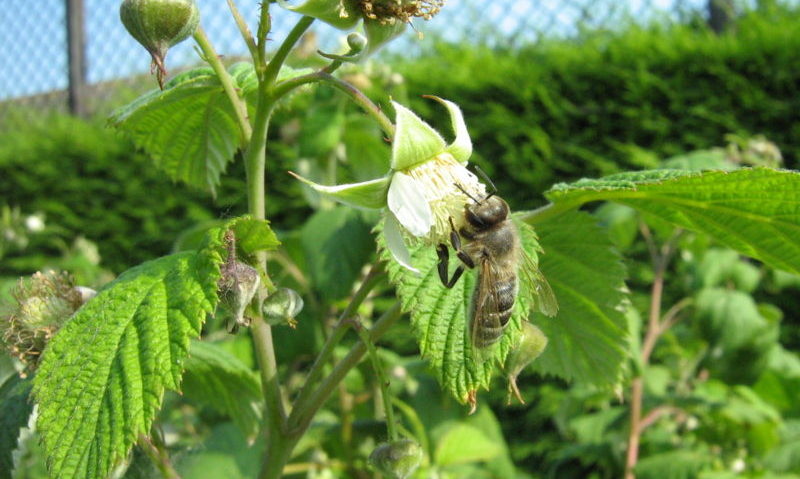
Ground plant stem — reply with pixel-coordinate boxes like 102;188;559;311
227;0;259;61
355;319;398;440
259;303;403;479
624;226;681;479
273;71;395;137
292;302;402;433
292;263;386;412
193;27;252;145
138;434;180;479
263;16;315;85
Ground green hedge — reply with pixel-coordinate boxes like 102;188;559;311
4;7;799;272
398;8;800;208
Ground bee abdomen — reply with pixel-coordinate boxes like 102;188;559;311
473;277;517;348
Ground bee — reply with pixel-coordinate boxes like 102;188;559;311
436;188;558;349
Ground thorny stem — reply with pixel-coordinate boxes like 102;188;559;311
263;16;314;85
193;27;252;145
624;225;683;479
227;0;259;61
355;318;399;440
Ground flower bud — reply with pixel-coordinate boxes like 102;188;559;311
346;32;368;54
369;438;423;479
120;0;200;88
1;272;85;375
504;322;548;404
262;287;304;327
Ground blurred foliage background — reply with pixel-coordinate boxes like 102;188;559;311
3;1;800;478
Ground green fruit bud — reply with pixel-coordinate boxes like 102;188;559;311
262;288;304;327
369;439;423;479
346;32;368;54
120;0;200;88
504;321;548;404
0;271;84;375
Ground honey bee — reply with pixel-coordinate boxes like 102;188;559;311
436;190;558;349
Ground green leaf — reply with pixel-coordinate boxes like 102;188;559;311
280;0;360;30
230;217;280;259
531;211;628;385
379;218;538;403
363;17;406;54
301;206;375;302
182;341;262;443
32;237;222;479
0;374;33;479
660;149;734;171
635;450;711;479
545;168;800;274
434;423;502;467
109;64;258;194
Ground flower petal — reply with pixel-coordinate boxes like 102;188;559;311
384;214;419;273
387;171;433;237
426;96;473;164
277;0;360;30
289;172;389;209
391;101;446;171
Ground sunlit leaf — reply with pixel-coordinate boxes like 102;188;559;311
544;168;800;274
531;211;628;385
33;230;225;479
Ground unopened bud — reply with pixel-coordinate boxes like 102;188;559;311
262;288;304;327
347;32;368;53
368;438;423;479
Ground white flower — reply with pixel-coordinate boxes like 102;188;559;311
291;97;480;272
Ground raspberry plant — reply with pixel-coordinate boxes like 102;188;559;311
2;2;800;478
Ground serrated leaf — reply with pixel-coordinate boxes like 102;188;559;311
0;374;33;479
545;168;800;274
182;341;262;443
301;206;374;302
531;211;628;385
109;64;258;194
379;218;538;403
32;237;222;479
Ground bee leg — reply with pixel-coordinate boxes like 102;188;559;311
437;244;451;287
437;243;468;288
449;225;475;269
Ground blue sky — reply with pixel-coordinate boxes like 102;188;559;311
0;0;710;101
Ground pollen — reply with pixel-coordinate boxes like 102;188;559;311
358;0;446;25
404;152;486;245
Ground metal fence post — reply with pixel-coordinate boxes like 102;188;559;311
66;0;87;116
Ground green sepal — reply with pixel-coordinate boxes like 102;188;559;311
364;18;406;54
391;101;446;171
290;172;390;209
278;0;360;30
429;96;472;163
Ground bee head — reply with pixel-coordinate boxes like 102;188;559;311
465;195;509;228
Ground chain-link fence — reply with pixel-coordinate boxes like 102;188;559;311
0;0;723;123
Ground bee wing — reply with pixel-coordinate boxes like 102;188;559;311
471;256;505;348
520;249;558;317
